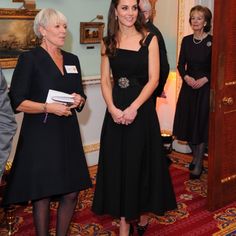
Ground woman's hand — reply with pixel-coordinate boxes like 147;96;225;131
184;75;196;87
192;77;208;89
108;106;124;124
46;103;72;117
122;105;137;125
69;93;85;109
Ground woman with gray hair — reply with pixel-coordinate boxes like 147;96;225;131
3;8;91;235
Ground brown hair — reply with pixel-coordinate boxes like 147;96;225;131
103;0;147;57
189;5;212;33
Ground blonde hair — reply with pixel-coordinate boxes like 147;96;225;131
34;8;67;38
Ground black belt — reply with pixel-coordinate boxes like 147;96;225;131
114;76;144;89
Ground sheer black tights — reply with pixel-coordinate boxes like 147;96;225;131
32;198;50;236
56;192;79;236
32;192;79;236
189;142;206;175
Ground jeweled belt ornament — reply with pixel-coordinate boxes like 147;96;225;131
118;77;129;88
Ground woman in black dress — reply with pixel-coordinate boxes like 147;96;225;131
92;0;177;235
173;5;212;179
3;8;91;235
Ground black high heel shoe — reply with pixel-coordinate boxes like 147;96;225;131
189;161;195;171
136;223;149;236
189;167;203;180
129;223;134;236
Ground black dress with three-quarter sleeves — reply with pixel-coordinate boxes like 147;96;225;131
3;46;92;205
173;34;212;144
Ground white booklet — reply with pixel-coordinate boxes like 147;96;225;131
46;89;74;105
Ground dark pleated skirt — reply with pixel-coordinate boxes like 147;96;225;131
92;85;177;220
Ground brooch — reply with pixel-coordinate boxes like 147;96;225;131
118;77;130;88
207;41;212;47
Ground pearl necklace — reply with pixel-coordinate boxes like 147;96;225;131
193;33;207;45
193;37;203;44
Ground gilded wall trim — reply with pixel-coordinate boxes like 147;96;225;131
177;0;185;55
83;143;100;154
88;165;97;178
221;174;236;183
176;0;185;99
82;75;100;86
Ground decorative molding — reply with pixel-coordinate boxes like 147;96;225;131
88;165;97;178
149;0;157;21
12;0;36;10
0;8;38;18
221;174;236;183
0;59;18;69
83;143;100;154
161;129;172;136
176;140;188;145
168;71;177;81
176;0;185;99
5;161;12;172
82;75;101;86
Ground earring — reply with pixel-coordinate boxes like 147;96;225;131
42;35;46;42
115;15;118;21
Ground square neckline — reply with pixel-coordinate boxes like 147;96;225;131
117;47;142;52
116;33;153;53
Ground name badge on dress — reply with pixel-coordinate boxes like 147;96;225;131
65;65;78;74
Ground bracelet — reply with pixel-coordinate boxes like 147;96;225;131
43;103;48;113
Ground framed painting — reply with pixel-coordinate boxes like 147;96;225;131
80;22;105;44
0;8;39;68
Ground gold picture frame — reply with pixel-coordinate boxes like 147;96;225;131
80;22;104;44
0;8;39;68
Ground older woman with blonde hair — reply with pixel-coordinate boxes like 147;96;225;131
173;5;212;179
3;8;91;235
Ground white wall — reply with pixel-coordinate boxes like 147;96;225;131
196;0;214;10
79;82;106;166
153;0;178;134
155;0;178;70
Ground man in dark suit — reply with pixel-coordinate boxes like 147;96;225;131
139;0;170;104
0;68;17;182
139;0;172;167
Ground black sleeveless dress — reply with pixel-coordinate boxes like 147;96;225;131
92;33;177;220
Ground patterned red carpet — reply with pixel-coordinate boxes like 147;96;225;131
1;151;236;235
